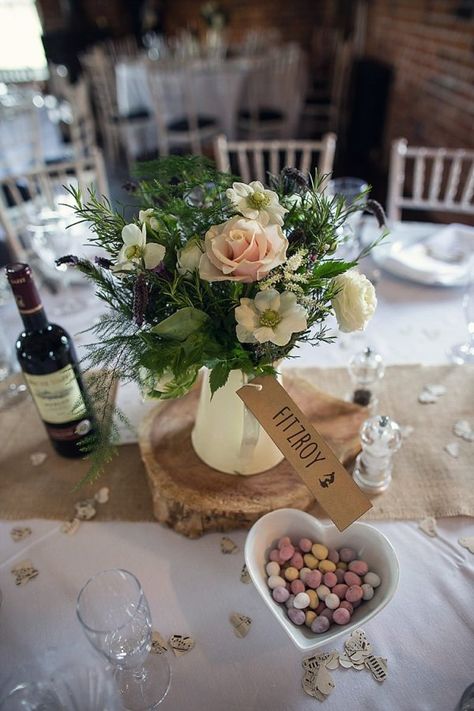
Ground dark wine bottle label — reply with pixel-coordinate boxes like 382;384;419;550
23;365;87;424
46;420;93;441
6;263;43;315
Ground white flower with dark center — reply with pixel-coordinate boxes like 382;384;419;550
112;223;166;272
235;289;308;347
226;181;288;226
139;208;159;231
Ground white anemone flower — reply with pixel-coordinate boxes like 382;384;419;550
235;289;308;347
139;208;159;231
226;181;288;227
113;223;166;272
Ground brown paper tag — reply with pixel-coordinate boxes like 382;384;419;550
237;376;372;531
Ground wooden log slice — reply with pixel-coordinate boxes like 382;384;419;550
139;373;366;538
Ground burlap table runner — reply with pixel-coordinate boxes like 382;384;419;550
0;365;472;522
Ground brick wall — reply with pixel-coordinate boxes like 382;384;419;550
364;0;474;154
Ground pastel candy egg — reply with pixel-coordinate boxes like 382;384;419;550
332;583;348;599
318;559;336;574
311;543;329;560
294;592;311;609
278;536;292;549
323;572;337;588
299;567;311;582
345;585;363;603
336;561;348;571
325;593;340;610
299;537;313;553
272;586;290;603
315;601;326;614
327;548;340;564
284;566;299;582
290;552;304;569
334;568;346;583
333;607;351;625
361;583;374;600
339;600;354;615
305;610;317;627
352;599;362;608
303;554;319;569
269;549;280;562
290;579;306;595
311;615;330;634
287;608;305;625
267;574;286;589
349;560;369;576
285;594;295;609
339;547;356;563
266;561;280;576
319;608;333;622
279;544;295;562
364;572;381;588
306;589;319;609
305;570;322;589
344;571;362;587
316;584;331;600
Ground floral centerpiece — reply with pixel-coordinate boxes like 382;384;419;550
61;156;385;480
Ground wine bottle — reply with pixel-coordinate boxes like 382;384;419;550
6;263;95;459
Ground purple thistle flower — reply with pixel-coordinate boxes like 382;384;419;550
366;199;387;228
133;273;149;327
122;180;138;193
94;256;113;270
152;262;171;280
55;254;79;267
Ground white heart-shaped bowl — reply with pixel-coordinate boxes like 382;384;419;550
244;508;399;651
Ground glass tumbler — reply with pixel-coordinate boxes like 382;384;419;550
76;569;171;710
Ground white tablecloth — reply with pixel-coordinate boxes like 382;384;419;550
1;221;473;709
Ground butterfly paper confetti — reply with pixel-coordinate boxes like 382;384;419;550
418;516;438;538
11;559;39;586
240;564;251;584
341;629;388;682
220;536;238;554
60;518;81;535
458;537;474;554
453;420;474;442
30;452;47;466
229;612;252;638
444;442;460;458
168;634;195;656
418;384;446;404
10;527;32;542
301;651;338;701
151;631;168;655
74;500;97;521
94;487;110;504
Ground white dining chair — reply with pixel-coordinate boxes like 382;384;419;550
0;100;43;177
387;138;474;222
147;63;220;156
0;149;109;262
214;133;337;186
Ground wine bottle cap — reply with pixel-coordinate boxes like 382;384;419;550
5;263;43;314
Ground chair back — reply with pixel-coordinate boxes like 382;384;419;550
214;133;336;185
387;138;474;221
0;100;43;177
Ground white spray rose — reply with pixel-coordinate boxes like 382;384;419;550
177;239;203;276
332;270;377;333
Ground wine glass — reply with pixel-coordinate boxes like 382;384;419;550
76;569;171;711
450;270;474;364
0;682;62;710
327;177;369;260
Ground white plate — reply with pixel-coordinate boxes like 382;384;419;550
245;508;399;652
372;223;474;287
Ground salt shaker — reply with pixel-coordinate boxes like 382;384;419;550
348;347;384;410
353;415;401;493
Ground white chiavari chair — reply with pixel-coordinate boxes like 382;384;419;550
0;149;108;264
0;100;43;177
387;138;474;222
214;133;337;186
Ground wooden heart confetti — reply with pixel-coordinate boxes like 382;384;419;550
151;631;168;655
10;526;32;542
221;536;239;554
168;634;195;656
444;442;460;458
60;518;81;535
30;452;47;466
11;559;39;586
74;500;97;521
418;516;438;538
240;563;251;584
458;537;474;554
453;420;474;442
94;487;110;504
229;612;252;638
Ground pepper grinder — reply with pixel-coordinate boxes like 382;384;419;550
353;415;402;494
348;347;385;410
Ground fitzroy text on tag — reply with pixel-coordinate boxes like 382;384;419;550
237;376;372;531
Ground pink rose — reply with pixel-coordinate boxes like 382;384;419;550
199;216;288;283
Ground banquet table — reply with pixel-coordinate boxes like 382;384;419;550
0;221;473;710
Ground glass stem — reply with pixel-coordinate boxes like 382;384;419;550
133;666;147;682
